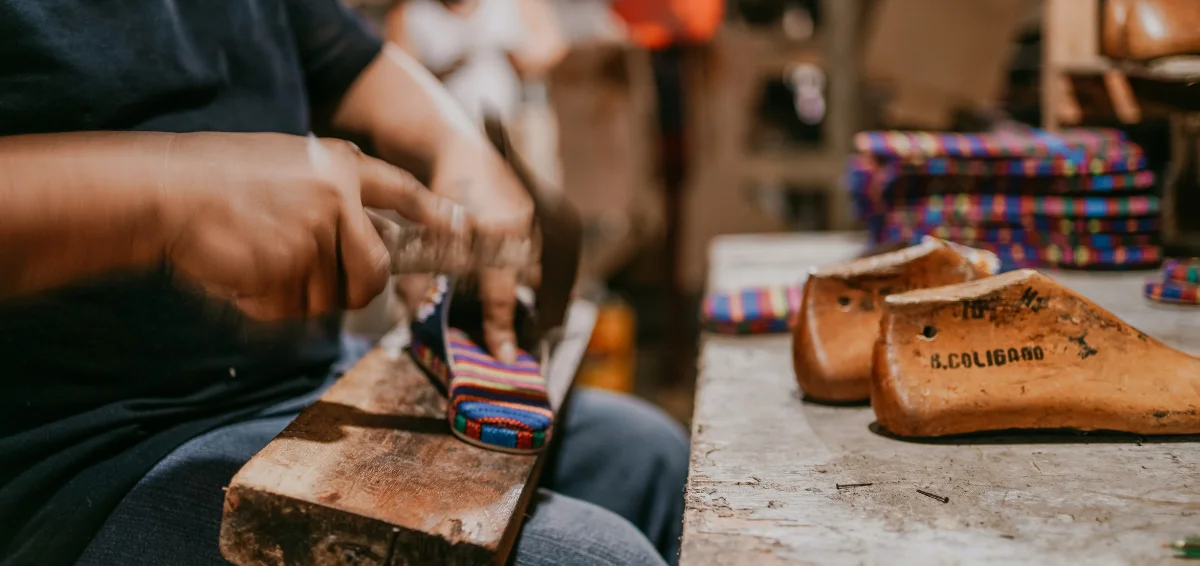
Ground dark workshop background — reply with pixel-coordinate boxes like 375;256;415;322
344;0;1184;425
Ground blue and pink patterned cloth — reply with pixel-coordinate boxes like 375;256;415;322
849;126;1162;271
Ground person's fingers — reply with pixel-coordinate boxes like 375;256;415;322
228;228;314;320
479;267;518;364
306;225;341;317
355;151;464;234
337;206;391;310
366;208;402;256
394;273;433;313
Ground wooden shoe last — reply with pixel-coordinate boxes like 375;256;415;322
873;269;1200;436
792;239;993;403
1102;0;1200;61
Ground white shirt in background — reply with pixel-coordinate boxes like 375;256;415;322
403;0;527;124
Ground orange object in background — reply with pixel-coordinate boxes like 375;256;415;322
611;0;724;49
577;299;637;394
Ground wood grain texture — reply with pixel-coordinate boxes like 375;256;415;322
874;270;1200;436
684;233;1200;565
220;302;596;566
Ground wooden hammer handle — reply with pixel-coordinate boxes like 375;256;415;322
368;210;540;280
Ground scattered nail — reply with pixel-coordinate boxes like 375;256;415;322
917;489;949;503
836;483;873;489
1000;534;1015;540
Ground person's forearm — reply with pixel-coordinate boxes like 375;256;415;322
382;3;418;56
0;132;172;298
330;43;481;183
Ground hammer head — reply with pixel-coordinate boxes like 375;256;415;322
483;115;582;343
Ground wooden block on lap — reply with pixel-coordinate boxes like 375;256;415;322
219;303;596;566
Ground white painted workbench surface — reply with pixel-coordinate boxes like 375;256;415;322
681;233;1200;566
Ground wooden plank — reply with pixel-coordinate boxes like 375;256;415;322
220;301;597;566
682;233;1200;565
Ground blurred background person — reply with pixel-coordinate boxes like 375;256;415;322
386;0;568;187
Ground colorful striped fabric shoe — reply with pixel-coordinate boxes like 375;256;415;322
700;283;804;334
1145;258;1200;305
408;275;553;454
1145;279;1200;305
1163;258;1200;284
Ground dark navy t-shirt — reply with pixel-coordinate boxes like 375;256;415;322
0;2;382;563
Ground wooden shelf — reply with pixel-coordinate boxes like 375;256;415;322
717;24;825;70
680;0;863;289
744;151;844;187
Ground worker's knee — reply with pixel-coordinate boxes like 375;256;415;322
514;490;667;566
563;388;690;480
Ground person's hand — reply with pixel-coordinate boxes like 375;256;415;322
160;132;461;321
428;134;534;364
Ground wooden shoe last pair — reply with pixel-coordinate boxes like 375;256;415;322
792;238;997;402
794;239;1200;437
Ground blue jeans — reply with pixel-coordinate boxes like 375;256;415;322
76;374;688;566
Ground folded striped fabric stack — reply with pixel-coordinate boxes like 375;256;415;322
848;126;1162;271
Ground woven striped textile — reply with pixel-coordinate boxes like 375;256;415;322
445;330;551;451
701;284;803;335
873;195;1161;229
888;170;1154;193
850;127;1160;272
1144;280;1200;304
853;128;1127;160
882;223;1156;249
850;172;1156;218
888;194;1158;223
848;146;1145;179
852;170;1155;201
975;242;1162;270
1162;258;1200;284
407;275;551;454
869;216;1162;247
411;330;551;451
892;150;1145;177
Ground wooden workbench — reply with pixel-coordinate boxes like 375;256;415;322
682;233;1200;565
